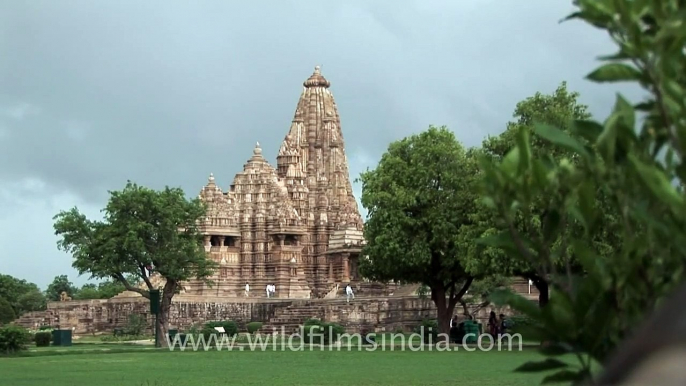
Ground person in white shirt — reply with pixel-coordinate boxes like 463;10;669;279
270;284;276;298
245;283;250;297
345;284;354;303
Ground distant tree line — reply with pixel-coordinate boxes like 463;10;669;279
0;273;126;325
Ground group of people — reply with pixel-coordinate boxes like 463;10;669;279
448;311;510;341
241;282;355;300
243;283;278;298
266;284;276;298
487;311;509;338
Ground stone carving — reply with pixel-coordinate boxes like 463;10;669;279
59;291;72;302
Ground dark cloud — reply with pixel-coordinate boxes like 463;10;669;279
0;0;642;287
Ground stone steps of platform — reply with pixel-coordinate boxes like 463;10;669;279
12;310;55;330
389;284;421;296
261;302;326;333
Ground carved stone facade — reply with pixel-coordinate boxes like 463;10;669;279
184;67;365;299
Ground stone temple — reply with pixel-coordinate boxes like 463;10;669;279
183;66;368;299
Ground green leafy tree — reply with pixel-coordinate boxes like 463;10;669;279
53;181;216;347
0;274;45;315
472;82;619;307
16;290;47;313
45;275;77;301
73;284;100;300
358;126;481;334
96;280;126;299
74;279;128;300
480;0;686;383
0;297;15;325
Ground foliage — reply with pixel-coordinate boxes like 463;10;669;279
459;276;512;317
0;297;16;325
73;280;127;300
124;314;148;336
203;321;238;338
247;322;263;334
358;126;482;334
45;275;77;301
34;331;51;347
0;325;31;355
481;0;686;383
17;290;47;314
413;319;438;343
0;274;46;315
73;284;100;300
53;181;216;347
302;318;345;345
472;82;611;308
100;334;150;342
94;280;127;299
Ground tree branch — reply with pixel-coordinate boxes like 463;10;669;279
449;277;474;310
138;264;154;290
114;273;150;299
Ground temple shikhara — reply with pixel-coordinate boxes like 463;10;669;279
183;66;366;298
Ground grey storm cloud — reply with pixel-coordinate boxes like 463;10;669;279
0;0;641;287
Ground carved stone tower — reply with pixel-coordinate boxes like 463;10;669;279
188;66;365;298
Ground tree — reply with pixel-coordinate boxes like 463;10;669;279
474;82;620;307
53;181;216;347
73;284;99;300
45;275;77;301
0;274;46;315
71;280;127;300
480;0;686;383
358;126;481;335
0;297;15;325
16;290;47;313
95;280;126;299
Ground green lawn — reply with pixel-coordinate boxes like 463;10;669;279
0;344;554;386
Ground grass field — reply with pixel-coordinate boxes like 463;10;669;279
0;343;553;386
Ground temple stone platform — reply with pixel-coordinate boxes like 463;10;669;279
12;280;538;335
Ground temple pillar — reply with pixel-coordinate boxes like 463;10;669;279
219;236;225;247
203;236;211;252
342;253;350;283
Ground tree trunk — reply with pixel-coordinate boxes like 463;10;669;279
431;287;454;334
430;285;457;336
521;273;549;308
534;278;549;308
157;280;176;348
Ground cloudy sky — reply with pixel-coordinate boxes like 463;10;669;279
0;0;640;289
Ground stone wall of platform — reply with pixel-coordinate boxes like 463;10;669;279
12;295;508;335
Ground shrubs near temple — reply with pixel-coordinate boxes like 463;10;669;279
247;322;263;334
34;331;51;347
302;319;345;345
0;325;31;355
